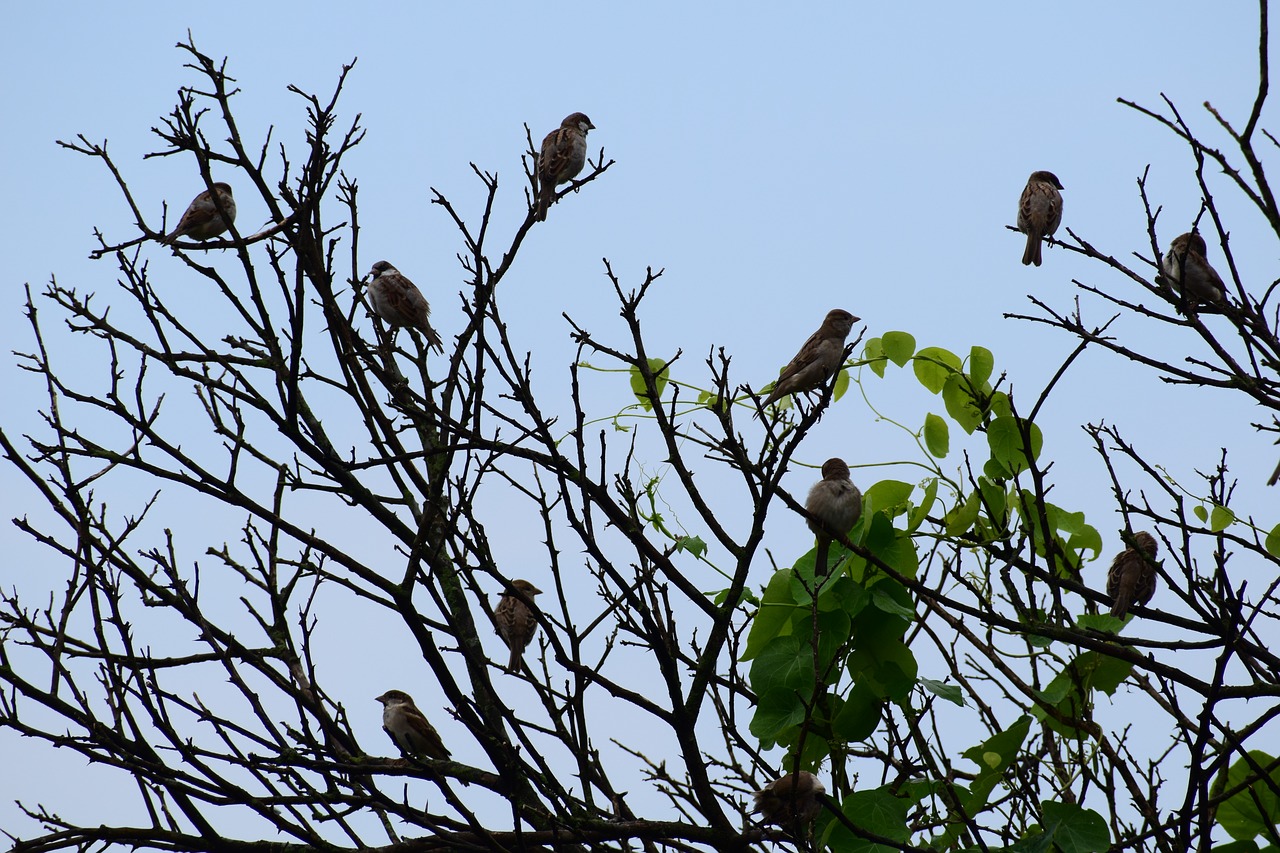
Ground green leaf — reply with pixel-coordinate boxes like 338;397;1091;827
913;346;962;394
987;415;1043;475
908;478;939;533
1042;801;1110;853
969;345;994;387
628;358;669;411
674;535;707;558
1218;751;1280;842
748;634;815;741
1193;505;1208;523
1268;524;1280;559
863;479;914;520
956;716;1032;826
865;336;887;378
945;490;981;536
943;372;984;434
1210;504;1236;532
825;785;910;850
833;367;851;401
831;680;884;741
924;412;950;458
882;330;916;367
921;678;965;706
742;570;800;661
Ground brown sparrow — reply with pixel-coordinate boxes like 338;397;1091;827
375;689;451;760
535;112;595;221
494;579;542;674
805;458;862;576
760;309;859;410
1160;232;1227;307
164;183;236;243
1017;171;1064;266
1106;531;1158;619
366;261;445;353
753;771;825;828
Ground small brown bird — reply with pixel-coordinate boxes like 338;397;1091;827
1161;232;1227;307
1017;170;1064;266
494;579;543;674
760;309;859;411
753;771;825;828
805;458;863;576
375;689;451;760
535;112;595;221
165;183;236;243
366;261;445;353
1106;531;1159;619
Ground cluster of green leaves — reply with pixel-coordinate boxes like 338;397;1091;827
1215;751;1280;851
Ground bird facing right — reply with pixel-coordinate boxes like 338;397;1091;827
366;260;445;353
1017;170;1064;266
805;458;862;576
1161;231;1227;307
1106;531;1159;620
535;112;595;221
753;771;825;828
375;689;451;760
494;579;543;674
759;309;859;411
165;183;236;244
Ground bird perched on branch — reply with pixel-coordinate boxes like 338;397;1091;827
759;309;858;412
1159;231;1227;308
164;183;236;244
753;771;825;830
1016;170;1064;266
375;689;451;760
1106;531;1158;620
494;579;542;674
366;260;445;353
535;112;595;221
805;458;862;576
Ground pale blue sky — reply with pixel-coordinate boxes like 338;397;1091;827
2;2;1275;843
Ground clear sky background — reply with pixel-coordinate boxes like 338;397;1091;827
2;2;1276;843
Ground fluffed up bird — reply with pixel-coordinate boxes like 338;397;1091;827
535;112;595;221
759;309;859;412
753;771;825;829
1160;231;1227;308
1017;170;1064;266
366;261;445;353
164;183;236;244
375;689;451;760
1106;531;1159;620
805;458;863;576
494;579;542;674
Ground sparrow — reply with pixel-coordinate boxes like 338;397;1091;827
375;690;451;760
1017;170;1064;266
753;771;825;828
164;183;236;244
1160;231;1227;307
535;112;595;221
759;309;859;410
1106;531;1159;620
805;458;863;576
494;579;543;674
366;261;445;353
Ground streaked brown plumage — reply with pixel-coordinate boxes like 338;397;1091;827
366;260;445;353
1017;170;1064;266
753;771;825;828
494;579;542;674
535;112;595;221
805;458;862;576
1106;531;1158;619
1160;231;1227;307
375;689;450;760
165;183;236;244
760;309;859;410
